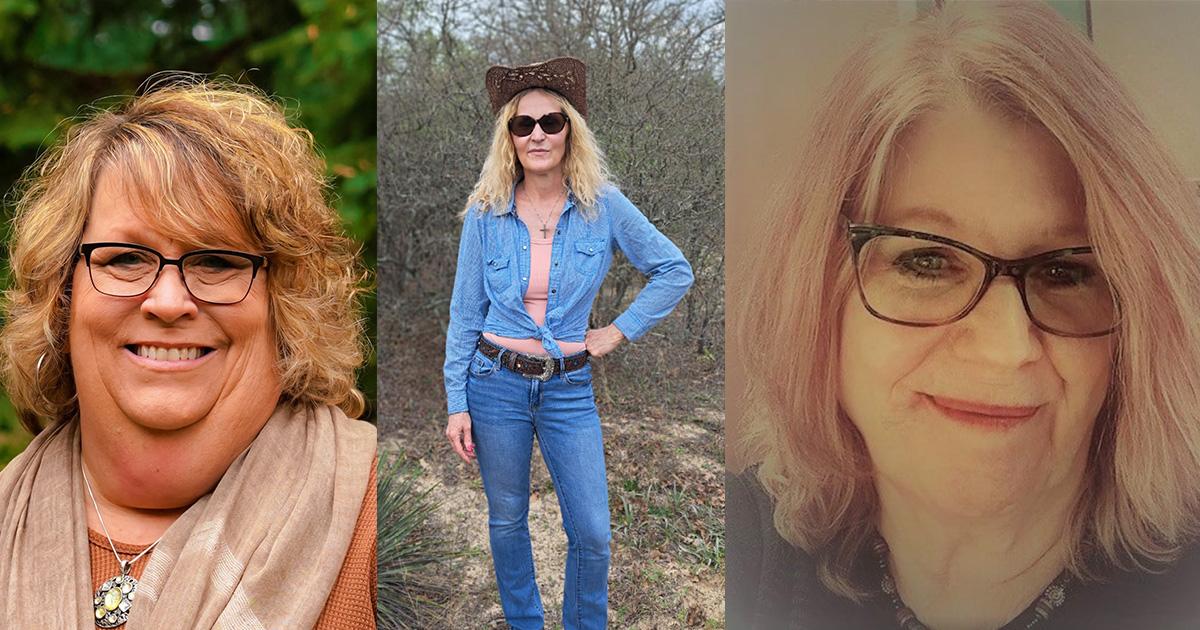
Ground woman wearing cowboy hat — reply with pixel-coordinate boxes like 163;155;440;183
442;56;693;629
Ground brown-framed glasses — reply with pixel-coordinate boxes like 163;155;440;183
846;223;1119;338
78;242;267;305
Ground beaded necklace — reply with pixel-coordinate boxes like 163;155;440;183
871;536;1069;630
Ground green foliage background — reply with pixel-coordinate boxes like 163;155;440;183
0;0;377;465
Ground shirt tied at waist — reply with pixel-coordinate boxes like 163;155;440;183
536;324;565;358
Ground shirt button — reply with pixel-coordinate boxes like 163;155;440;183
522;277;527;281
522;245;527;250
551;289;556;294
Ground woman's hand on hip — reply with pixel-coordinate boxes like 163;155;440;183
445;412;476;464
585;324;625;358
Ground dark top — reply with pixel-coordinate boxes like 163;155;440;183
727;470;1200;629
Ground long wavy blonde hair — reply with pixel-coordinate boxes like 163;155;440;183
465;88;610;219
2;76;368;432
738;1;1200;598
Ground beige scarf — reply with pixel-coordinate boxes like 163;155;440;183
0;402;376;629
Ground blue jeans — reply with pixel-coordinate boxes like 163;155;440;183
467;348;611;630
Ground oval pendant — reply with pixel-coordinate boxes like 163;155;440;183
92;574;137;628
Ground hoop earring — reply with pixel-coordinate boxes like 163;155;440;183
34;350;77;410
34;351;47;389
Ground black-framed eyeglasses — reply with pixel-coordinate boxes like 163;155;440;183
507;112;569;137
78;242;268;305
846;222;1119;338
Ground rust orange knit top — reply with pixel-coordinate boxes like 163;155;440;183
88;465;378;629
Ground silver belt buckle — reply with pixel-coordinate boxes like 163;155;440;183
536;357;555;381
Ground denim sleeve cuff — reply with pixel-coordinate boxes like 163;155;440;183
447;395;468;416
613;310;649;342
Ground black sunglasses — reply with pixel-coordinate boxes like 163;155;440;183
507;112;569;137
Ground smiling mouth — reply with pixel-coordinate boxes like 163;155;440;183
924;394;1042;429
126;345;214;361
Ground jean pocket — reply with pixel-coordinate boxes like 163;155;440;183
485;255;513;292
469;349;500;378
561;360;593;386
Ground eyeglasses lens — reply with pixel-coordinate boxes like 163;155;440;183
538;113;567;134
1022;252;1117;336
508;116;536;136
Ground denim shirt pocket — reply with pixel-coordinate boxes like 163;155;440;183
572;239;606;281
485;255;514;293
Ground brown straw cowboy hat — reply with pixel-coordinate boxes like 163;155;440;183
486;56;588;117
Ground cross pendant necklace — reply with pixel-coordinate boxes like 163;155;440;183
521;185;566;239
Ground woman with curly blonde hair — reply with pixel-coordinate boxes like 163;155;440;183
730;2;1200;628
442;57;693;629
0;77;376;628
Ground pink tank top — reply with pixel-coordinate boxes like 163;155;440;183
485;207;588;356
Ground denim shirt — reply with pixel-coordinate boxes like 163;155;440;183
443;184;694;414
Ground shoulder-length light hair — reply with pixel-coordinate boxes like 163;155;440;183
1;76;368;432
464;88;610;219
739;1;1200;599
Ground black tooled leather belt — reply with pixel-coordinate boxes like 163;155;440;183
477;337;589;381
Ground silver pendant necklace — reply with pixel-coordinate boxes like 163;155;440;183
520;185;567;239
83;466;166;628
